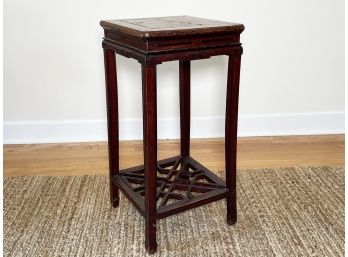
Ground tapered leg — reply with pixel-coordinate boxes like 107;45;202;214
225;53;242;225
103;49;119;208
179;61;191;161
142;64;158;254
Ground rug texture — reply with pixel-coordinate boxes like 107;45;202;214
4;166;344;257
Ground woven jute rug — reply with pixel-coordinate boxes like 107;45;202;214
4;166;344;257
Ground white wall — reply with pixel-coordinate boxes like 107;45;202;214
4;0;345;143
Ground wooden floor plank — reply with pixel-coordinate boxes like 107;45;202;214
3;135;344;177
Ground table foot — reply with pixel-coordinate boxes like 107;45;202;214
227;213;237;225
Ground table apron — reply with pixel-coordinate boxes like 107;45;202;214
102;39;243;65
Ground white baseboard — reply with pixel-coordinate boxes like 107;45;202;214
3;112;344;144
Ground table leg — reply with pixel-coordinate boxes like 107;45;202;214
225;53;241;225
103;49;119;208
142;64;158;254
179;60;191;162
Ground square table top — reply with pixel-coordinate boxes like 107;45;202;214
100;16;244;39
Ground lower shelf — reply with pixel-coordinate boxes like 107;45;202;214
112;155;228;219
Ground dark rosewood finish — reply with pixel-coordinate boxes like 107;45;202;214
179;60;190;159
112;155;229;219
101;16;244;254
225;55;241;225
103;49;119;208
141;64;158;253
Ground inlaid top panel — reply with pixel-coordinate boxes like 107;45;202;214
100;16;244;39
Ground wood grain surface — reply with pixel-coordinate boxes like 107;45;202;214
100;16;244;39
3;135;344;177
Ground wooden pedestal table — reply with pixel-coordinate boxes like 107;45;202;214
100;16;244;254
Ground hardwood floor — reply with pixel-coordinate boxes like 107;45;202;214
3;135;344;177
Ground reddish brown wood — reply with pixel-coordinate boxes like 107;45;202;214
102;39;242;65
225;54;241;225
112;175;145;216
100;16;244;40
103;49;119;208
103;29;240;53
141;64;158;254
101;16;244;254
114;156;228;219
179;60;190;158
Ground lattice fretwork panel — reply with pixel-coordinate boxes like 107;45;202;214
120;156;226;210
